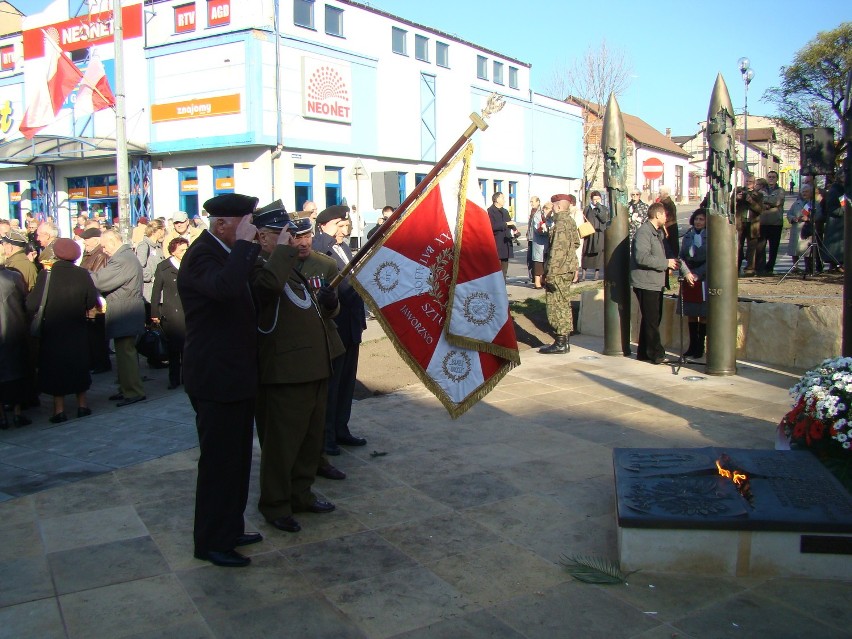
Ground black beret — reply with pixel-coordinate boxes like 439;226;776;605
203;193;259;217
1;230;28;247
80;228;101;239
315;204;350;226
253;199;290;230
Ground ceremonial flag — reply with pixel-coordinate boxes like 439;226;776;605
19;28;84;139
74;55;116;116
352;142;519;418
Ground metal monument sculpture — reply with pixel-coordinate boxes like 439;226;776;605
601;93;632;356
705;74;738;375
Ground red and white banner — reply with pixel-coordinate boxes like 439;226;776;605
19;29;83;139
352;142;519;417
74;55;115;117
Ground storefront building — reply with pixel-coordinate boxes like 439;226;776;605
0;0;583;240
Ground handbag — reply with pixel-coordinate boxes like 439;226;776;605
29;271;51;337
136;324;169;360
577;215;596;238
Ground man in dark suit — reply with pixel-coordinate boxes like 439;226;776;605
177;193;263;568
487;191;515;280
313;205;367;456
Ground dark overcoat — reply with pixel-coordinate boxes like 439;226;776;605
487;205;514;260
151;258;186;348
312;232;366;346
0;268;28;385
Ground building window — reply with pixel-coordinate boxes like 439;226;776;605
392;26;407;55
478;179;487;205
213;165;234;195
178;168;199;218
6;182;20;223
325;5;342;36
508;66;518;89
325;167;342;205
415;34;429;62
415;173;427;185
294;164;313;210
420;73;436;162
476;55;488;80
294;0;314;29
508;181;517;220
493;61;504;85
398;172;407;206
493;180;503;196
436;41;449;68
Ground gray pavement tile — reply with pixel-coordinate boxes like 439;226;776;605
0;555;54;608
0;494;35;525
77;447;163;469
33;474;127;517
121;620;214;639
0;597;66;639
114;467;197;507
1;448;111;476
491;580;661;639
325;565;476;639
427;541;568;608
749;578;852;634
315;460;403;502
455;443;542;473
205;594;367;639
545;475;616;519
134;495;195;533
0;520;44;562
255;509;369;551
145;528;198;572
366;449;485;484
337;485;453;530
379;511;501;564
48;536;170;595
413;470;522;511
388;609;526;639
280;530;417;590
58;574;201;639
177;551;311;619
39;504;148;553
492;448;611;495
670;590;850;639
0;491;14;502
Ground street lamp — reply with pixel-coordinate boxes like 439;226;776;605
738;57;755;180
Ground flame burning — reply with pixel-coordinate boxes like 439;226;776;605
716;454;753;504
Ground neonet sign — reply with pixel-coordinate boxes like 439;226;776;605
302;56;352;124
22;4;143;59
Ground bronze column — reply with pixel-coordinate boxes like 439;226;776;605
705;74;738;375
602;93;631;356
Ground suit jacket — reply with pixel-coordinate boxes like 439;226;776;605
177;230;260;401
487;205;514;260
312;232;366;346
91;243;146;339
151;258;186;344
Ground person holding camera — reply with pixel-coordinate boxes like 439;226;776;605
581;190;610;281
734;175;764;276
756;170;786;275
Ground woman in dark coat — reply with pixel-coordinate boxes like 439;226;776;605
26;238;98;422
151;237;188;389
0;267;31;428
581;190;610;280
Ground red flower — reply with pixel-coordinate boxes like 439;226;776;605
807;419;825;444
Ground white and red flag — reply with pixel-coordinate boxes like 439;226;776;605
19;28;84;139
74;55;116;117
352;142;519;418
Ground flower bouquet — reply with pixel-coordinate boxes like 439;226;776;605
779;356;852;491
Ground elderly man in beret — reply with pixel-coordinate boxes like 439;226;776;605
540;194;581;354
2;230;38;292
177;193;264;568
251;202;341;534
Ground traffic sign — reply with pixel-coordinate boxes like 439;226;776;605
642;157;664;181
350;158;369;181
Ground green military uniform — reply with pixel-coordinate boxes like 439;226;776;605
3;249;38;292
543;208;581;346
251;246;341;522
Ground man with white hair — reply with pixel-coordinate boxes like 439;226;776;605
36;220;58;266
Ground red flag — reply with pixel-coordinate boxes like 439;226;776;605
352;142;519;418
19;29;84;139
75;55;116;116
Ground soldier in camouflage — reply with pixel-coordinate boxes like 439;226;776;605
540;193;581;354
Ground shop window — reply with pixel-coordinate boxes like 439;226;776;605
415;35;429;62
436;42;449;68
294;0;314;28
6;182;20;223
493;61;504;85
392;26;407;55
325;5;343;37
508;66;518;89
213;165;234;195
325;166;342;206
294;164;313;210
398;172;407;206
476;55;488;80
178;168;199;218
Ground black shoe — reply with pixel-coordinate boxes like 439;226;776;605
298;500;335;514
116;395;146;407
76;407;92;418
194;549;251;567
317;464;347;480
539;335;569;354
108;393;124;401
324;443;341;456
49;412;68;424
235;532;263;547
13;414;32;427
337;433;367;447
270;515;301;533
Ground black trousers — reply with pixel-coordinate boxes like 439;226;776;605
190;396;255;555
756;224;782;273
634;287;665;362
86;314;111;371
325;343;360;447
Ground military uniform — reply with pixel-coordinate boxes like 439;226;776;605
252;246;342;523
3;246;38;292
544;207;581;342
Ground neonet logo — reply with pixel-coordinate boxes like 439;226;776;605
306;66;350;119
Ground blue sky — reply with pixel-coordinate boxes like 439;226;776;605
10;0;850;135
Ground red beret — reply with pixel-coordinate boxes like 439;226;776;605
53;238;81;262
551;194;571;203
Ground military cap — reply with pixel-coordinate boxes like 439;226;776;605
53;238;81;262
1;230;28;247
253;199;291;230
315;204;350;226
80;227;101;239
550;193;572;203
202;194;259;217
289;212;314;236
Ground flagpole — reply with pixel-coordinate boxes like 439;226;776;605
113;0;131;242
329;96;504;288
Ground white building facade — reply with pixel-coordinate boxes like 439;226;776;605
0;0;583;239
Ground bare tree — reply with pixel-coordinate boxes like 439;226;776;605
543;39;633;201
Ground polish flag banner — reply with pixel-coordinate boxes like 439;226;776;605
19;28;83;139
351;142;519;418
74;56;116;116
